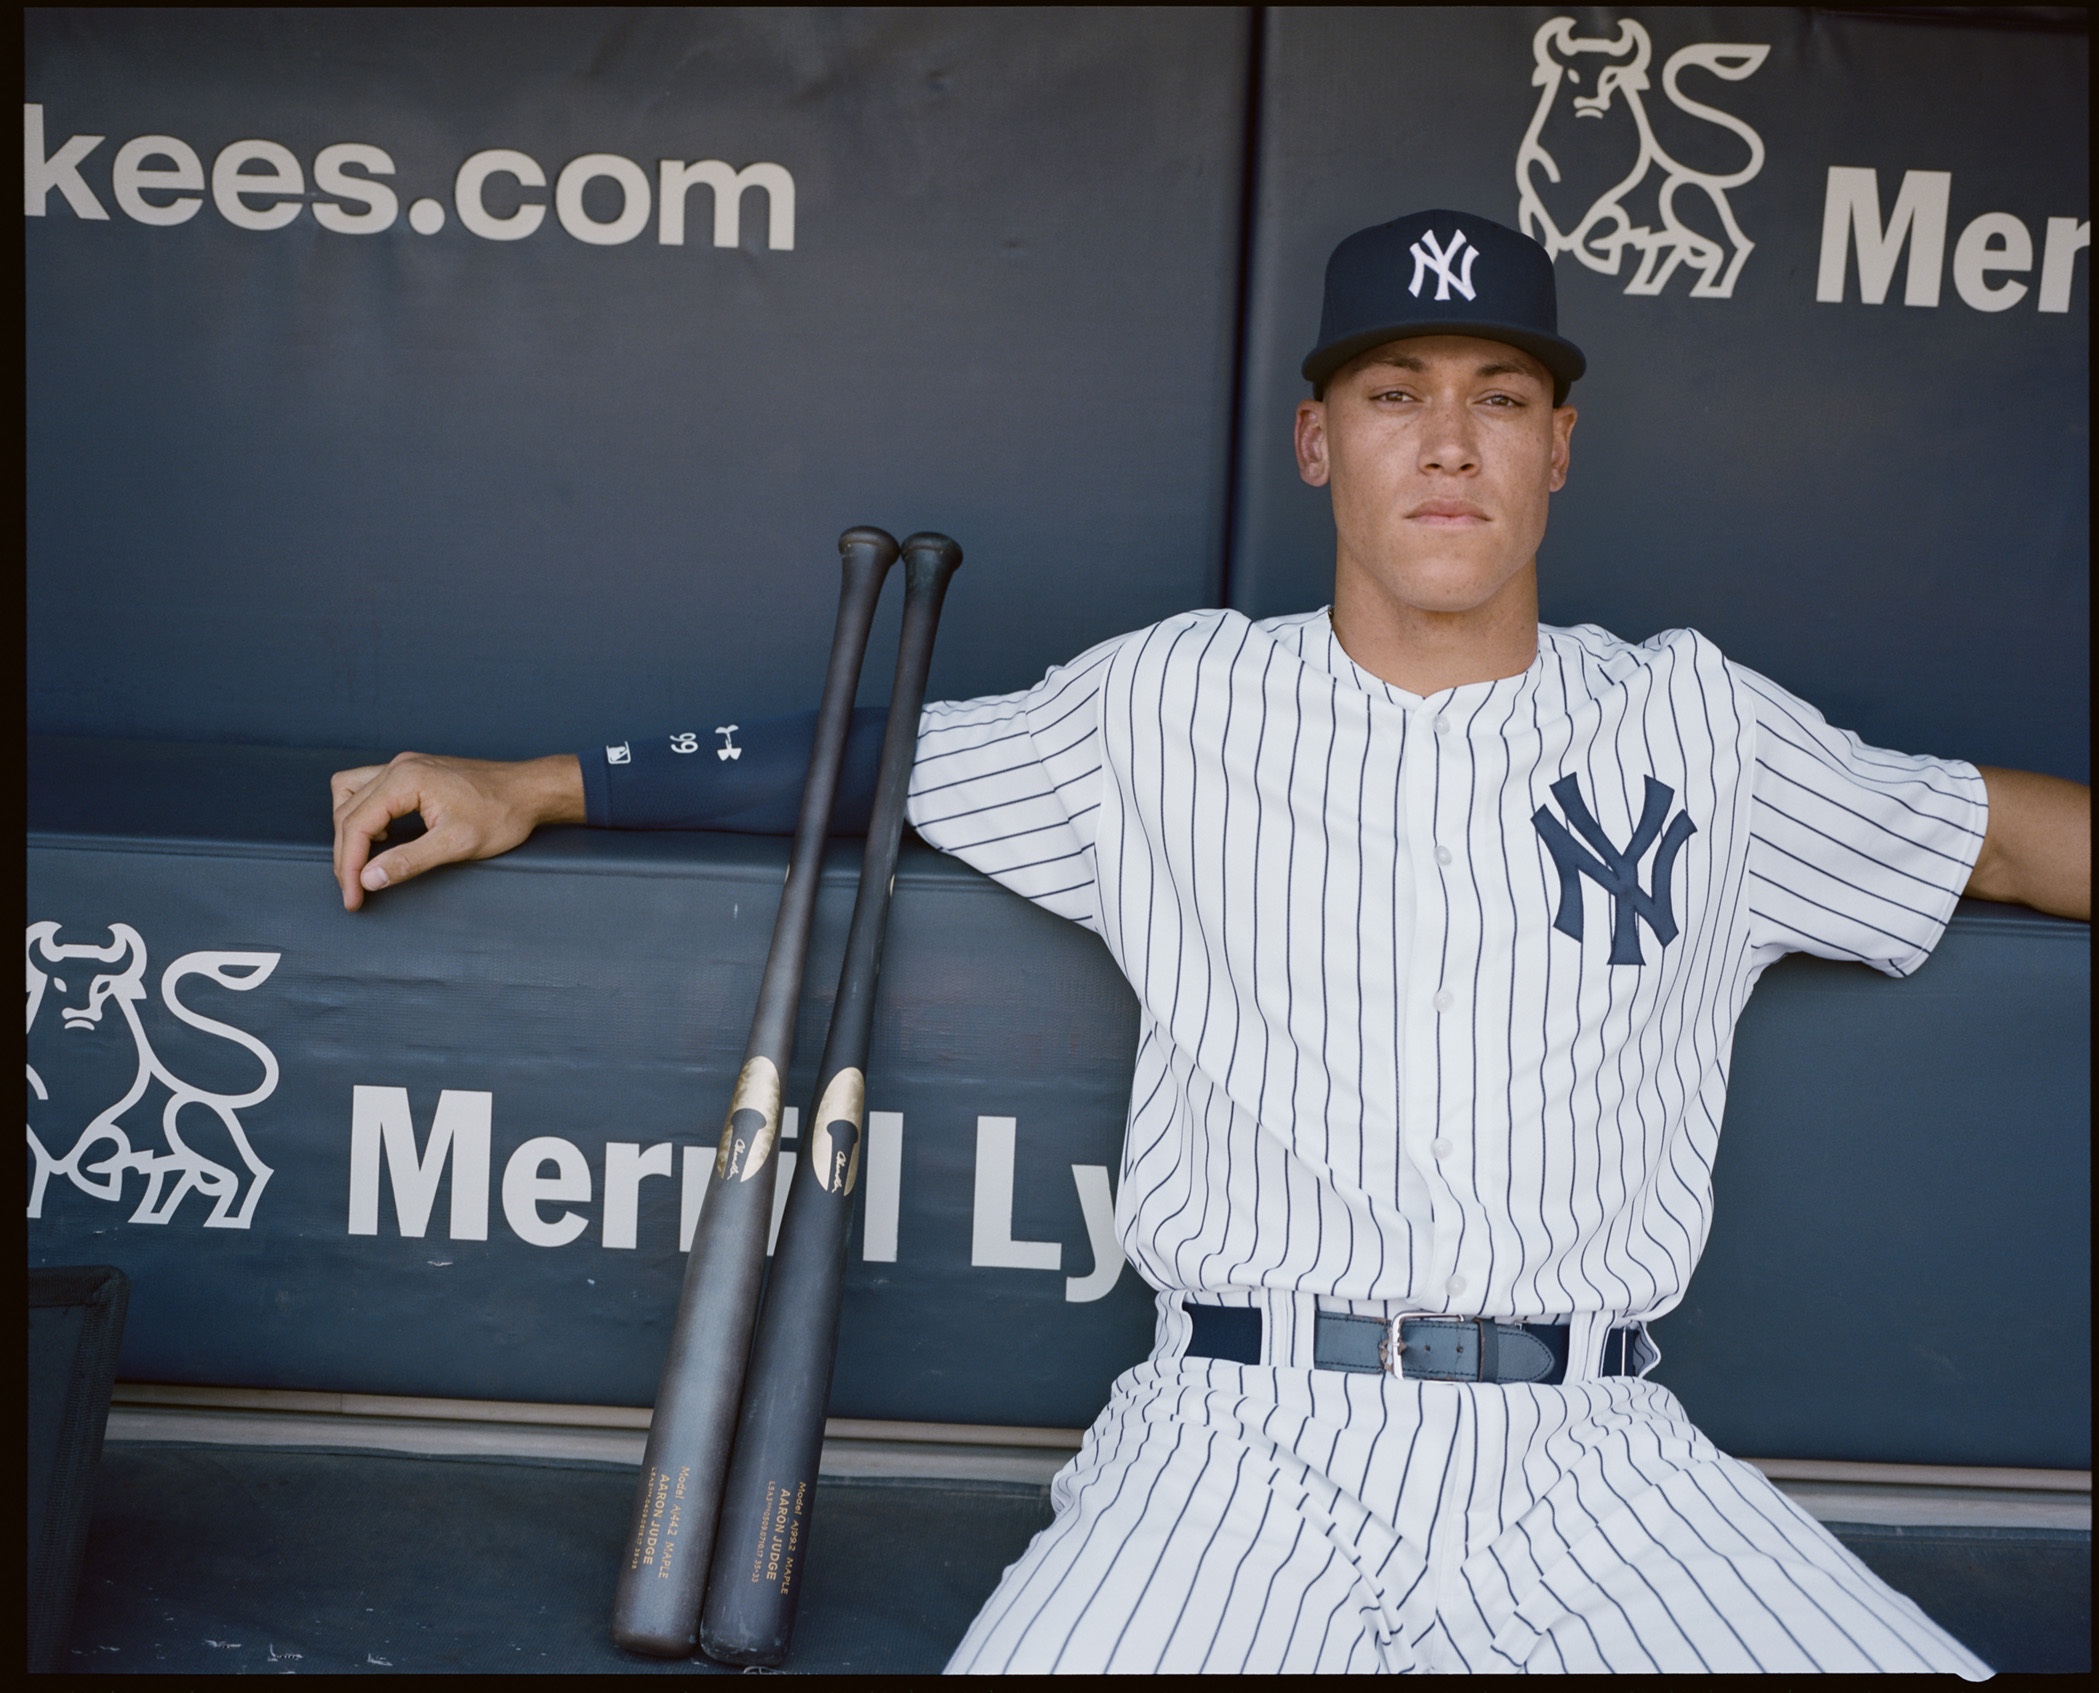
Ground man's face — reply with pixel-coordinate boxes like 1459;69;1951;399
1295;334;1575;618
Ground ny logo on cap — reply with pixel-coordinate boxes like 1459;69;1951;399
1532;775;1696;964
1408;228;1480;302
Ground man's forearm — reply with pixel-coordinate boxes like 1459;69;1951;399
1968;766;2091;920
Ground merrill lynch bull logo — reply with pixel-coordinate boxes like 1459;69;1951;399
26;922;282;1228
1517;16;1769;298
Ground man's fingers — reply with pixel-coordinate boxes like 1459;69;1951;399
361;829;459;893
336;779;429;911
330;764;386;813
332;764;398;894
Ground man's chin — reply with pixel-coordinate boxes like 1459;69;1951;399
1367;561;1528;619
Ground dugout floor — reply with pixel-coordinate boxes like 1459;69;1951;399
63;1444;2091;1674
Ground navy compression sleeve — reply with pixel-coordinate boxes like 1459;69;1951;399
579;708;887;834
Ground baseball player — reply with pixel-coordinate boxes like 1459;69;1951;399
331;210;2089;1674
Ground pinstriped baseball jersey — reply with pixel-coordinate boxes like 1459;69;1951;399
905;608;1987;1326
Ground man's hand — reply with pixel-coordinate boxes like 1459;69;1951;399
330;753;585;911
1967;766;2091;921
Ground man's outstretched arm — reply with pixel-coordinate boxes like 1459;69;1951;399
329;710;890;909
1967;767;2090;921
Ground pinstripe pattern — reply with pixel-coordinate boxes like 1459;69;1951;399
909;611;1985;1325
947;1332;1990;1673
910;609;1990;1675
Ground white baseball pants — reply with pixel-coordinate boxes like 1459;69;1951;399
947;1295;1991;1676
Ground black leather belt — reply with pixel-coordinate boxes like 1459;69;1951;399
1182;1302;1642;1385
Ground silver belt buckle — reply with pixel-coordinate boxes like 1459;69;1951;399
1380;1314;1494;1380
1377;1312;1445;1376
1378;1314;1407;1375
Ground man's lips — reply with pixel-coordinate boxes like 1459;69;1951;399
1407;501;1490;527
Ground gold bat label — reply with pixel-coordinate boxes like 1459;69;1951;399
716;1055;784;1181
808;1066;865;1195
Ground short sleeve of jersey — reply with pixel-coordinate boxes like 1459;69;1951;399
905;634;1122;933
1738;665;1988;978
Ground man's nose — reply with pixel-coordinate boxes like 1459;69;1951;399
1418;407;1481;475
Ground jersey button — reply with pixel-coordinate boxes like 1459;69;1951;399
1432;990;1454;1013
1434;845;1453;867
1432;715;1451;735
1430;1137;1453;1159
1446;1275;1467;1297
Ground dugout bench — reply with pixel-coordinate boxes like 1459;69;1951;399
27;736;2092;1673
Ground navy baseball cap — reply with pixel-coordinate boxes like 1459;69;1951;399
1302;210;1586;404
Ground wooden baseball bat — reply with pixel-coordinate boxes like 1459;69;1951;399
611;525;899;1657
697;532;964;1668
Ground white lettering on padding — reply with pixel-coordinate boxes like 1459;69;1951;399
862;1112;903;1263
657;159;794;250
1816;166;1950;307
1065;1164;1123;1303
455;149;546;242
970;1116;1061;1272
602;1140;673;1249
502;1135;592;1247
23;104;107;219
348;1086;491;1240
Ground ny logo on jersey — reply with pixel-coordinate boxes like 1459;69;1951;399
1409;228;1480;301
1531;775;1696;964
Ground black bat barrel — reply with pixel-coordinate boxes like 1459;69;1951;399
611;526;900;1657
698;532;964;1668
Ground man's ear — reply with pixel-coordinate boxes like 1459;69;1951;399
1548;404;1577;492
1296;399;1331;488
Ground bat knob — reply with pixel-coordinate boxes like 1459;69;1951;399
837;525;901;565
835;528;902;595
900;531;964;581
835;526;902;553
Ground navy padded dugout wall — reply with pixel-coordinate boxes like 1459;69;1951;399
24;740;2090;1465
25;8;1249;755
1233;7;2089;782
